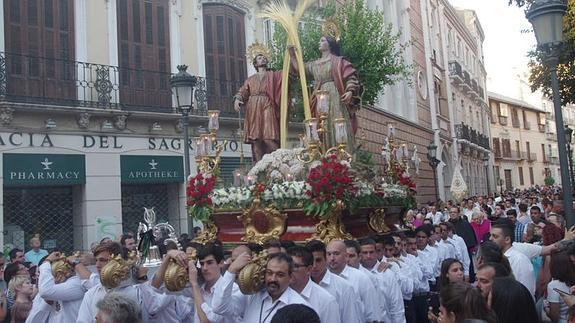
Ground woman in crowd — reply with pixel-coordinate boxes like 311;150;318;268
490;277;539;323
439;258;465;289
470;210;491;246
434;282;497;323
8;276;34;323
546;251;575;323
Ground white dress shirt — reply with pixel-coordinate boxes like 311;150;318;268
76;281;164;323
505;246;536;296
38;262;85;323
512;242;543;260
140;284;194;323
449;235;471;276
361;263;405;323
398;254;422;300
426;212;445;225
210;271;310;323
298;278;341;323
410;252;433;294
25;294;51;323
317;269;363;323
418;246;440;281
338;265;380;322
438;239;457;260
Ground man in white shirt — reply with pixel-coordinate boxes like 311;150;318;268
306;240;363;323
38;251;92;323
327;240;381;322
489;222;536;296
76;241;166;323
426;205;444;225
405;231;434;323
365;237;406;323
415;225;440;287
286;246;341;323
211;252;310;323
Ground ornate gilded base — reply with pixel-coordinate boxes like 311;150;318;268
308;201;352;243
238;199;287;244
368;209;391;234
192;220;219;244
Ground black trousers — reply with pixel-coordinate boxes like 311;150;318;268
404;299;416;323
412;294;430;323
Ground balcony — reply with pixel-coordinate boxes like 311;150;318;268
527;152;537;162
470;79;479;99
448;61;464;84
462;71;472;92
499;116;508;126
494;149;525;161
545;156;560;165
538;124;546;132
478;86;485;101
454;122;491;150
0;52;241;117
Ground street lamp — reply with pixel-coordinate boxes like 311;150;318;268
526;0;573;226
427;141;440;202
565;125;574;192
170;65;197;179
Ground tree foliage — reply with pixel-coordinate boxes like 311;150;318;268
269;0;411;107
509;0;575;105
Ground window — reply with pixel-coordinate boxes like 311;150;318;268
263;18;275;46
493;137;501;157
494;166;501;181
518;167;524;186
502;139;511;158
523;110;530;129
512;108;520;128
499;103;509;117
529;167;534;185
490;102;498;123
117;0;171;109
3;0;75;100
542;143;547;161
526;142;532;160
515;140;521;158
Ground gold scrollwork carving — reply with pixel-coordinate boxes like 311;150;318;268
192;220;219;244
368;208;391;234
309;200;352;243
238;199;287;244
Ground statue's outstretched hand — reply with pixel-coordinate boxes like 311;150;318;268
341;91;353;105
234;99;242;112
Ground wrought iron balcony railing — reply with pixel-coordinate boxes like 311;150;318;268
0;52;242;117
455;122;491;150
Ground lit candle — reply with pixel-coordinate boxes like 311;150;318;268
387;123;395;137
244;175;254;186
299;134;307;148
317;90;330;115
234;169;242;187
201;134;211;155
334;118;347;145
402;144;408;159
286;173;293;181
194;137;205;156
305;118;320;142
208;110;220;133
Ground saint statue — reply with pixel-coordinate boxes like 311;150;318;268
289;22;362;149
234;43;283;162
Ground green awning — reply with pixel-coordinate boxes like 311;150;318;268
121;155;184;184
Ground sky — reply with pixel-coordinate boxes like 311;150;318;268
449;0;541;106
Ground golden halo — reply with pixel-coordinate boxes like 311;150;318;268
321;18;341;42
246;42;272;63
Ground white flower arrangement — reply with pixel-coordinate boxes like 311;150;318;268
247;148;307;183
211;186;252;209
381;183;409;198
355;180;375;197
262;181;311;202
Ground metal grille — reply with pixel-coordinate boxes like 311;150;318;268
121;184;170;235
3;187;74;253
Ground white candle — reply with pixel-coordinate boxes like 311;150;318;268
306;118;320;142
317;90;330;115
234;170;242;186
195;137;205;156
387;123;395;137
334;118;347;145
208;110;220;132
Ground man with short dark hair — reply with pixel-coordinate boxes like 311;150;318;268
305;240;362;323
475;262;511;298
448;207;477;280
8;248;24;265
506;209;525;243
344;240;361;269
286;246;341;323
120;234;137;252
489;222;535;295
212;252;311;323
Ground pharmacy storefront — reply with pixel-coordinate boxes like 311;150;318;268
0;132;249;251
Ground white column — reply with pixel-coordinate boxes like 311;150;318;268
170;0;182;72
421;0;443;201
106;0;119;67
75;0;88;101
78;153;123;250
193;0;206;77
245;10;256;76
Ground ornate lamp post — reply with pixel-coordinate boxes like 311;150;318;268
526;0;573;226
427;141;440;202
171;65;197;236
566;125;574;192
170;65;197;179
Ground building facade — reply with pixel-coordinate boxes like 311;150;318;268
489;92;551;191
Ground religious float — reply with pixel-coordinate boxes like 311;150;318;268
186;0;419;245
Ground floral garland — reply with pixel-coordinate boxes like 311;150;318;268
304;155;357;218
187;172;216;222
